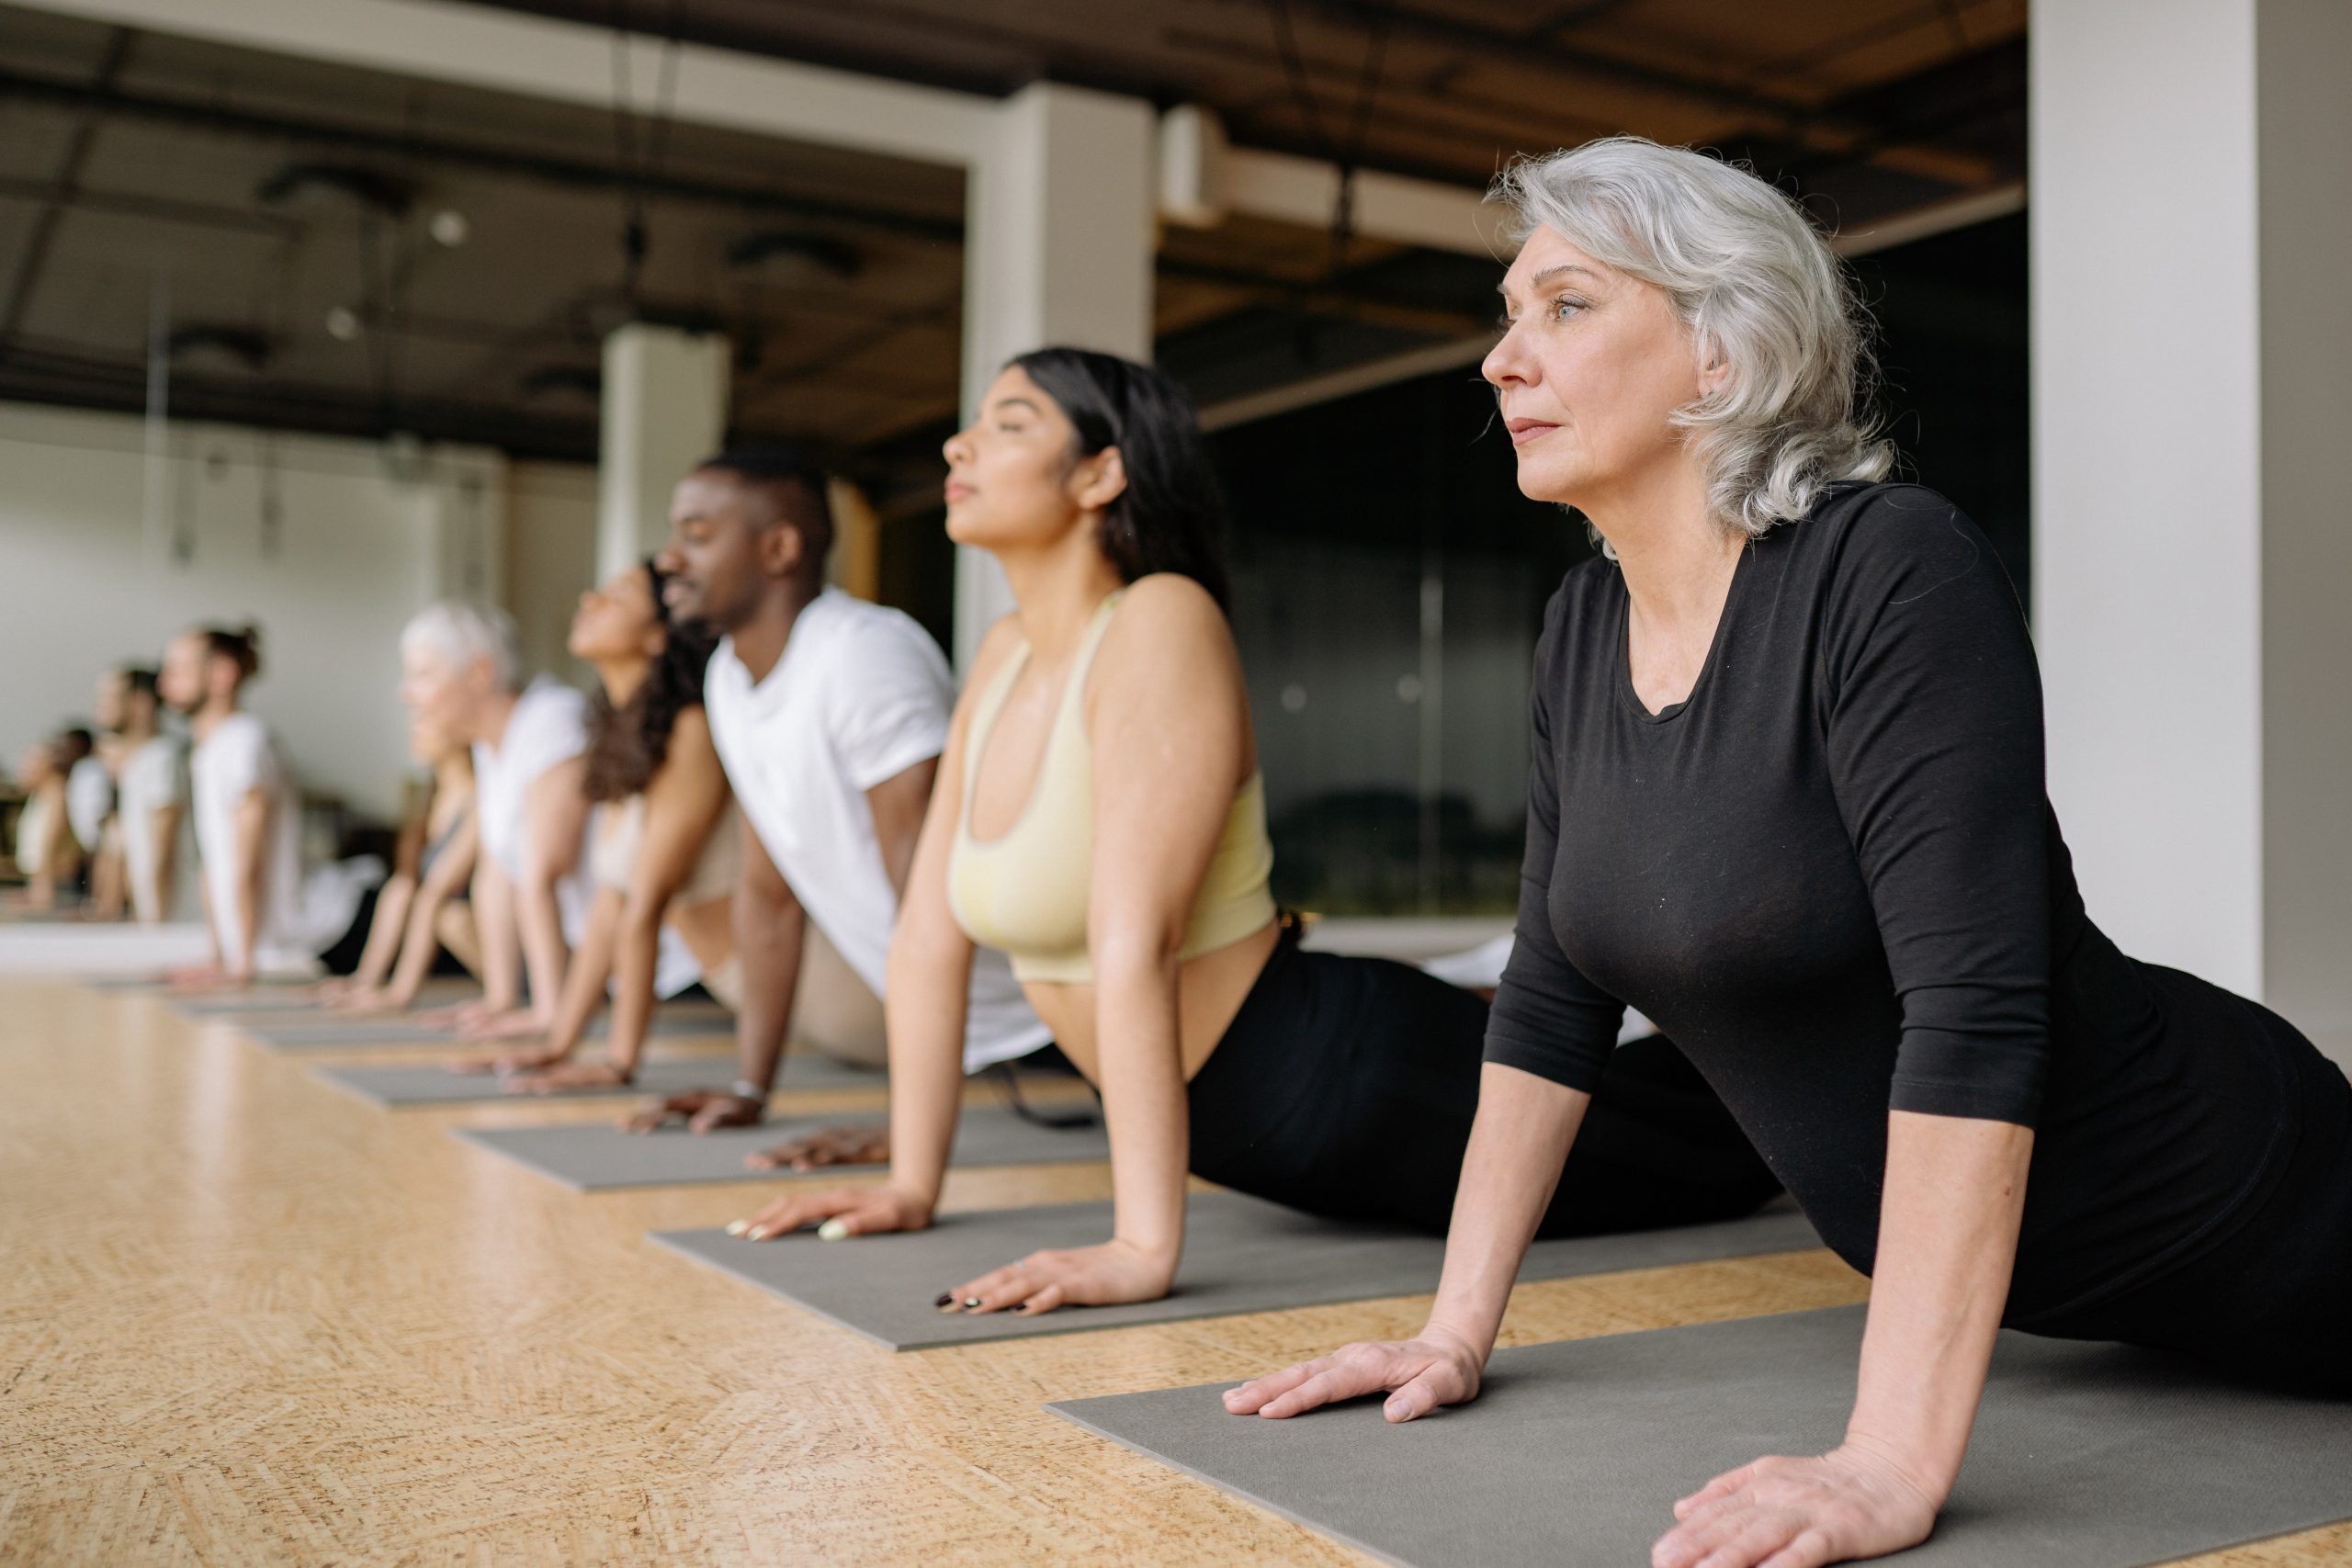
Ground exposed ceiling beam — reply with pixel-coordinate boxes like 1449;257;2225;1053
0;27;135;362
0;68;965;242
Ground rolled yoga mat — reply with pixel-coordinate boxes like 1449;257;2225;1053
451;1103;1107;1191
238;1006;734;1050
1049;1302;2352;1568
649;1193;1822;1350
311;1050;881;1107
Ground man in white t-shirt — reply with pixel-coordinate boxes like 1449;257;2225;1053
630;451;1052;1139
396;603;597;1042
159;627;365;982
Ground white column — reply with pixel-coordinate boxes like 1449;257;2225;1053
597;323;729;581
955;82;1157;669
2033;0;2352;1050
420;450;506;606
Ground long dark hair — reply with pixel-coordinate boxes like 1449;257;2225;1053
1008;346;1233;611
582;559;720;804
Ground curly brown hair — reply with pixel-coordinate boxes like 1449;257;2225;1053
581;560;720;804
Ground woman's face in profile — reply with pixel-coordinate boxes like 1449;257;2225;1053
940;367;1089;555
1484;225;1706;509
568;566;663;664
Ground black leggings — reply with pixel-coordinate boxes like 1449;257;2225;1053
1184;932;1781;1237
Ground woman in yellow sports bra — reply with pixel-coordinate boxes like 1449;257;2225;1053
729;346;1776;1315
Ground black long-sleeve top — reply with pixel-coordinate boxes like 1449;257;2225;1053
1486;482;2312;1321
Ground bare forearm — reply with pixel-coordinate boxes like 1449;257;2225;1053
541;896;616;1055
352;875;415;987
1424;1065;1590;1356
1847;1111;2032;1501
606;906;665;1075
385;883;451;1002
514;876;570;1021
880;934;975;1207
1091;945;1193;1268
729;893;800;1095
475;874;519;1009
232;818;266;975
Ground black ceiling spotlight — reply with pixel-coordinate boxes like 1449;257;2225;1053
727;231;863;281
166;324;273;372
517;364;603;402
254;162;415;216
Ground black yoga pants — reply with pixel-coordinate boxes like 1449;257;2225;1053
1183;934;1781;1238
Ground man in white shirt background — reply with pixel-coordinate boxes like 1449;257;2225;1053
630;449;1052;1143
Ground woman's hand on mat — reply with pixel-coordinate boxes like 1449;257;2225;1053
619;1089;764;1134
452;1007;550;1042
1649;1440;1941;1568
1220;1327;1487;1422
941;1237;1178;1316
743;1124;892;1171
729;1183;933;1242
501;1061;629;1094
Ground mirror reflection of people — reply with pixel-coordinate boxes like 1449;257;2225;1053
316;706;480;1013
625;450;1053;1138
492;560;737;1092
395;603;592;1042
724;349;1776;1314
1225;138;2352;1568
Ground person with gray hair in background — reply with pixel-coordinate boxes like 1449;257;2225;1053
1227;135;2352;1568
393;601;599;1043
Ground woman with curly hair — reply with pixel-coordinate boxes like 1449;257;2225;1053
490;560;741;1091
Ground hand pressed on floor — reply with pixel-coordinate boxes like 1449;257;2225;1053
1221;1328;1486;1423
619;1089;763;1134
1649;1440;1941;1568
744;1123;890;1171
938;1237;1176;1317
727;1183;933;1243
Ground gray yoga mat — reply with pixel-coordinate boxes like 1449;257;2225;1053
239;1008;733;1050
649;1193;1822;1349
452;1104;1108;1190
311;1050;880;1107
1051;1303;2352;1568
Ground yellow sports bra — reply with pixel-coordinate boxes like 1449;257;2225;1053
947;591;1277;985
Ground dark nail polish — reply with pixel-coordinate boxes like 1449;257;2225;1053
963;1297;982;1311
933;1292;954;1309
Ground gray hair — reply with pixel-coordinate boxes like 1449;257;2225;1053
1493;136;1892;539
401;599;523;693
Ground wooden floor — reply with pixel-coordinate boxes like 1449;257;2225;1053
3;977;2345;1566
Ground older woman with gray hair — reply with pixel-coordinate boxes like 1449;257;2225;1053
1227;136;2352;1567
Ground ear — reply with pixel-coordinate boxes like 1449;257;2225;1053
1071;446;1129;513
1695;333;1733;400
754;521;805;581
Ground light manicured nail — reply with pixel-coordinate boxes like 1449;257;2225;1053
817;1218;849;1241
724;1220;749;1236
745;1226;769;1241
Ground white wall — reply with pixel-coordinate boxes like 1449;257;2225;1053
2032;0;2264;998
2256;0;2352;1043
504;458;602;691
0;400;511;821
2034;0;2352;1050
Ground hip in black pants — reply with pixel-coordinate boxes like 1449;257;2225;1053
1184;932;1781;1237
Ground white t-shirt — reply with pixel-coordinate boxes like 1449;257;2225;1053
705;590;1050;1071
119;734;197;924
190;713;342;967
472;678;698;999
64;755;113;851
